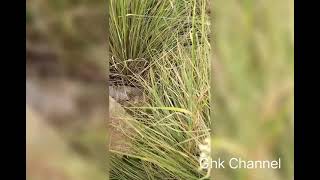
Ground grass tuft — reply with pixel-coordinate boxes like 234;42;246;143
109;0;211;179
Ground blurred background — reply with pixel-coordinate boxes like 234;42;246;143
26;0;107;179
212;0;293;180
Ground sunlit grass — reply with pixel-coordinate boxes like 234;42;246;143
109;0;211;179
109;0;293;179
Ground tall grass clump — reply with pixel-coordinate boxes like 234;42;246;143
109;0;208;82
110;0;180;77
109;0;211;179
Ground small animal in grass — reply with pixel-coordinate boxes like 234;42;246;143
109;85;144;104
